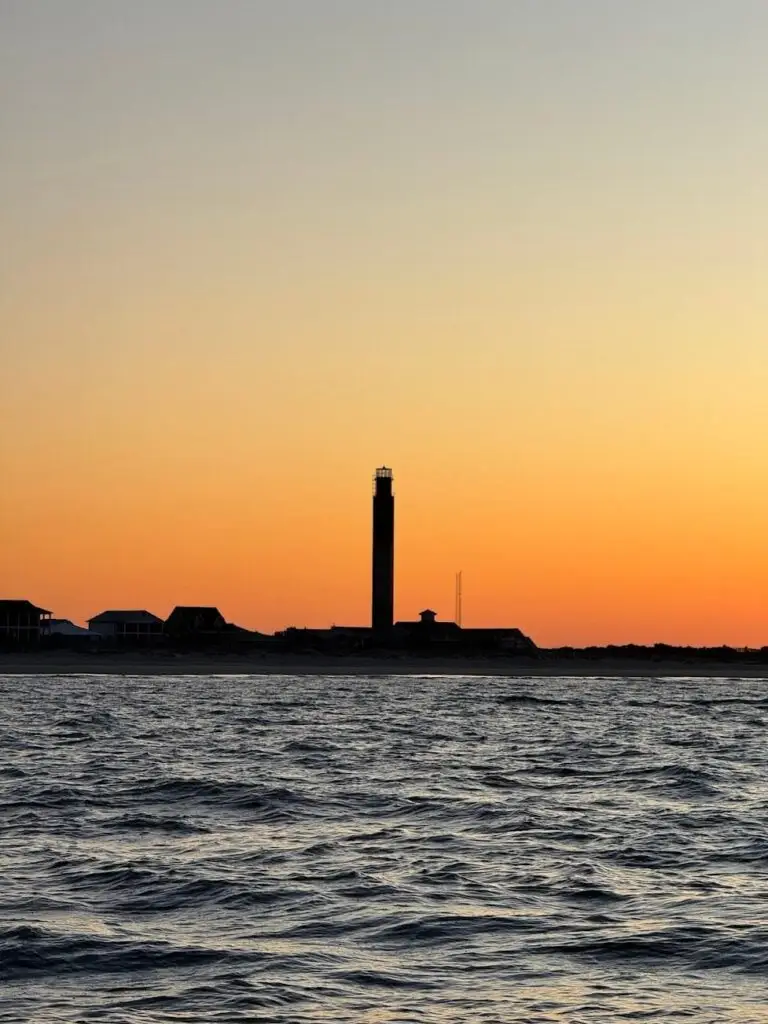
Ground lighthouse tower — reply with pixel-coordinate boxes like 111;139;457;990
371;467;394;634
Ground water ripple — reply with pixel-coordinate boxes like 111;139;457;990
0;672;766;1021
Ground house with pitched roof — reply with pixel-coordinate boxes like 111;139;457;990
87;609;164;644
164;606;227;638
0;600;52;647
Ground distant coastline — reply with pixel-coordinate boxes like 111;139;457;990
2;651;768;679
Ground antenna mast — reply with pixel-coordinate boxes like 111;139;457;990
455;570;463;627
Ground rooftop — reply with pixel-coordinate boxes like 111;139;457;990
0;600;52;615
88;610;163;625
165;606;227;631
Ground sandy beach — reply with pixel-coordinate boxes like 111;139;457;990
2;652;768;678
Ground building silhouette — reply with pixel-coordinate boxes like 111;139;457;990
165;605;227;640
393;608;535;653
0;600;51;648
0;465;540;657
87;609;164;645
372;466;395;633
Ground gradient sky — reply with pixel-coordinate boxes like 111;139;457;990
3;1;768;645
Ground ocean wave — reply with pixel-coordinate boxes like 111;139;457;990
122;778;313;817
98;812;210;834
0;924;244;979
541;924;768;973
497;692;580;707
1;673;766;1021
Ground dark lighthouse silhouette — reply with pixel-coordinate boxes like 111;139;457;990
371;466;395;633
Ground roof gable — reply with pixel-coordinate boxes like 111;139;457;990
49;619;98;636
88;610;163;625
165;606;227;632
0;600;51;615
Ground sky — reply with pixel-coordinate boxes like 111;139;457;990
2;0;768;645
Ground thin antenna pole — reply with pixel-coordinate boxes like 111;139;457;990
455;571;463;627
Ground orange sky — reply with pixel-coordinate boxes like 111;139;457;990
3;3;768;645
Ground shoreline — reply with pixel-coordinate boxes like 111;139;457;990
2;653;768;679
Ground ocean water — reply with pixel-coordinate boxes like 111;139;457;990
0;673;766;1023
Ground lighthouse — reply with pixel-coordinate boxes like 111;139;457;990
371;467;394;634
